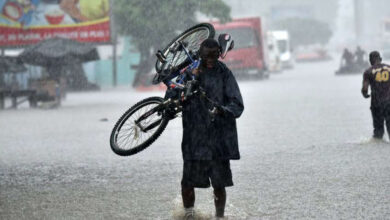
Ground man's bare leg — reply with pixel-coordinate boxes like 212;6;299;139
182;186;195;219
214;187;226;217
182;186;195;208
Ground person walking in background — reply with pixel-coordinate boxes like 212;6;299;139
341;48;354;71
355;46;366;67
361;51;390;139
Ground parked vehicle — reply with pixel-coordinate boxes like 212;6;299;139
295;46;332;63
266;31;282;72
212;17;269;79
270;30;294;69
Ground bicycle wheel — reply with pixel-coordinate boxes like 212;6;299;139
110;97;170;156
155;23;215;73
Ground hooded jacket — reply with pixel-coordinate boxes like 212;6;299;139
166;61;244;160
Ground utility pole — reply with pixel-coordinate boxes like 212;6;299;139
0;48;4;96
110;0;117;87
112;33;117;87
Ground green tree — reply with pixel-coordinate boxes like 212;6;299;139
273;18;332;48
113;0;231;86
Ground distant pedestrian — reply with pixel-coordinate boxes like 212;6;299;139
355;46;366;66
361;51;390;139
341;48;354;70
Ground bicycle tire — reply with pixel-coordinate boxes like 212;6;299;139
155;23;215;73
110;97;169;156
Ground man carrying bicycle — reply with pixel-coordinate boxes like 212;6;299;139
109;24;243;219
172;38;244;219
361;51;390;139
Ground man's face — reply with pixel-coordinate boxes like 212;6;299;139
200;47;219;69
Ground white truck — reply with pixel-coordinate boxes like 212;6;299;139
270;30;294;69
266;31;282;72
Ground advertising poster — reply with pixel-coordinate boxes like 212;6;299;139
0;0;110;47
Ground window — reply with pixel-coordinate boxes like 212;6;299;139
217;27;259;49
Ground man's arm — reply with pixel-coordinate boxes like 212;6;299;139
220;70;244;118
362;70;370;98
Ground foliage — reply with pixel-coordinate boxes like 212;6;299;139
113;0;231;86
273;17;333;48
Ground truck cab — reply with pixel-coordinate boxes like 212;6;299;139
212;17;269;79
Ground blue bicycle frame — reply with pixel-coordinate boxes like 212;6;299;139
162;41;200;90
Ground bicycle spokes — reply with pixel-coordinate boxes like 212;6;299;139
161;27;211;73
115;103;162;150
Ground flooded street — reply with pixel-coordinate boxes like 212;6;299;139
1;60;389;219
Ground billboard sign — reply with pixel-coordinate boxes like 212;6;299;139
0;0;110;47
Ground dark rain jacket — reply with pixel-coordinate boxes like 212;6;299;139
165;61;244;160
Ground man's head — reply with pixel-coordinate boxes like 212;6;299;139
199;38;220;69
369;51;382;66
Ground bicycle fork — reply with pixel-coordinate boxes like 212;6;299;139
134;99;179;132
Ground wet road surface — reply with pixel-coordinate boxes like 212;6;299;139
1;60;389;219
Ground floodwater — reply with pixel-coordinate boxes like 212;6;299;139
1;59;389;219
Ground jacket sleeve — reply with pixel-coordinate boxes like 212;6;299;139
221;69;244;118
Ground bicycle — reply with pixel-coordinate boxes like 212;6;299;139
110;23;234;156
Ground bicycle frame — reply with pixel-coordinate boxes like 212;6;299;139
161;41;199;88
